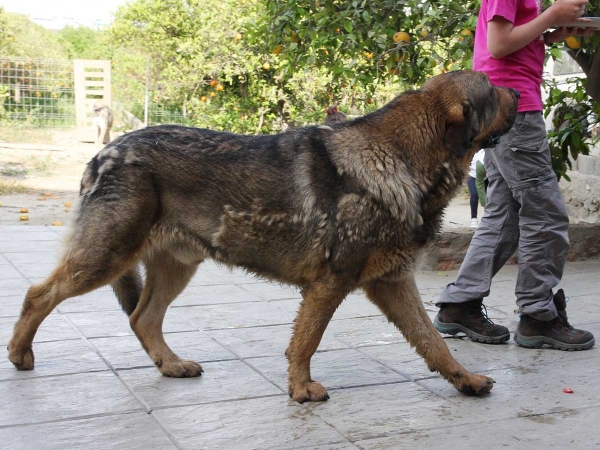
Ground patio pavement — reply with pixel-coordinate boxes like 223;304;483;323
1;225;599;449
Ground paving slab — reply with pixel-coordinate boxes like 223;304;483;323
0;338;108;381
207;322;349;359
0;371;141;427
1;225;599;449
353;418;535;449
417;366;598;422
66;309;196;338
153;396;348;450
118;360;284;408
177;301;295;330
246;349;409;392
173;283;264;307
0;294;27;317
90;331;236;370
0;412;177;450
309;383;479;442
358;338;515;381
0;314;79;344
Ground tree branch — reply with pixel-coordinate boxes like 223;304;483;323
584;43;600;103
567;49;591;75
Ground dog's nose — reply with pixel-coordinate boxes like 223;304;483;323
511;88;521;99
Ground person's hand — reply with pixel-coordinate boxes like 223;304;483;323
547;26;596;44
550;0;590;24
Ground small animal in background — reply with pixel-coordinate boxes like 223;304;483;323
92;104;114;146
324;105;347;124
123;111;146;132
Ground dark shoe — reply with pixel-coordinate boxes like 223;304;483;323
434;299;510;344
514;289;595;351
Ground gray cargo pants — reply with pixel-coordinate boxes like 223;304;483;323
437;111;569;320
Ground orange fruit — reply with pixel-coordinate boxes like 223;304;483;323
20;208;28;213
459;29;473;43
20;215;29;221
262;62;271;70
419;28;429;38
210;92;216;98
393;31;410;43
271;45;284;55
565;36;581;49
209;80;218;87
64;202;72;207
201;96;207;102
52;221;63;226
234;33;243;41
216;84;224;91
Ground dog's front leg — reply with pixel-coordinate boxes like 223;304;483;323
364;274;495;395
286;279;349;403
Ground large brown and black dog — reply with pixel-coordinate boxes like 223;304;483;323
8;71;518;403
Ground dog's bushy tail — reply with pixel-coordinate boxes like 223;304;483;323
112;266;143;316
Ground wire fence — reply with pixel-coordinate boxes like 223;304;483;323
0;57;188;131
0;57;75;128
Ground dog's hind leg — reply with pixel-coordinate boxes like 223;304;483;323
7;235;144;371
364;274;495;396
286;278;349;403
130;250;200;377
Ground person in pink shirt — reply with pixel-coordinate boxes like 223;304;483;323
435;0;596;351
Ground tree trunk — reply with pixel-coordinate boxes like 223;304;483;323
584;45;600;103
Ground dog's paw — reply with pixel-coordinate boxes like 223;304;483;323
159;359;203;378
8;345;35;371
457;373;495;396
288;381;330;403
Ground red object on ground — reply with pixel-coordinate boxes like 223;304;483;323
563;388;574;394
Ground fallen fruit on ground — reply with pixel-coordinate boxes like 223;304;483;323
64;202;72;207
20;208;28;213
52;221;63;226
20;215;28;221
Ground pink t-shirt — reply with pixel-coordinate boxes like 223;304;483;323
473;0;545;112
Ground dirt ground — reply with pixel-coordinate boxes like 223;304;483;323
0;129;103;226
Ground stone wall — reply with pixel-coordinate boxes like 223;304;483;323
422;223;600;271
560;143;600;224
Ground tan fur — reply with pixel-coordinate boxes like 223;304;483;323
7;71;518;403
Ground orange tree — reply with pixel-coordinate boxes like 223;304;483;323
544;0;600;179
258;0;599;179
108;0;354;132
255;1;479;96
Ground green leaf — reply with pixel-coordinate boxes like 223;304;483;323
343;19;353;33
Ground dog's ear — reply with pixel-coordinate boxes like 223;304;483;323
445;101;477;157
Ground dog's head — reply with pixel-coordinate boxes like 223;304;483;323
422;70;519;158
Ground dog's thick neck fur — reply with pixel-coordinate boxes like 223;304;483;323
326;90;473;229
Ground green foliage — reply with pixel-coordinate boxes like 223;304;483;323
0;10;66;59
57;26;110;60
543;0;600;180
262;0;599;180
257;0;478;92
